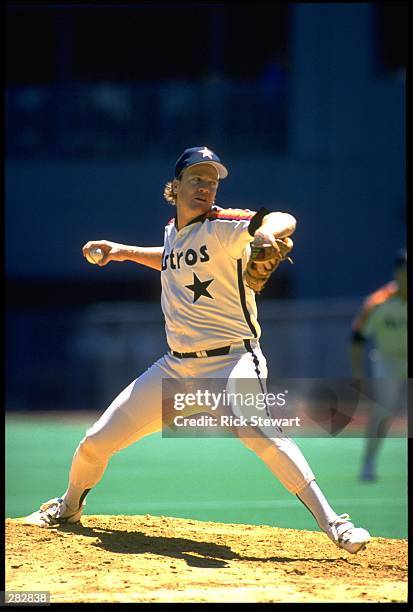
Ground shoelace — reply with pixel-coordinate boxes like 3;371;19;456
328;513;353;542
40;498;82;523
40;499;63;519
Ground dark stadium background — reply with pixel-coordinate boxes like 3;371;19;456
6;1;406;411
5;2;407;538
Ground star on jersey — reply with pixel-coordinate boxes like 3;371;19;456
198;147;214;159
185;273;214;303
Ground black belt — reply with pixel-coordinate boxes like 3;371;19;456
171;339;254;359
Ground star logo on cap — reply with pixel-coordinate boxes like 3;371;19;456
198;147;214;159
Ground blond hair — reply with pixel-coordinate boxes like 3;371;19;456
163;180;177;205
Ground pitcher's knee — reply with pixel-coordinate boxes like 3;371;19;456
76;432;114;464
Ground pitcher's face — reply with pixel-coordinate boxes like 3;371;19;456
174;164;219;214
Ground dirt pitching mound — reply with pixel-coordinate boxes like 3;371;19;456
6;515;407;603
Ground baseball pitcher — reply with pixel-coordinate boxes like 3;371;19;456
24;146;370;554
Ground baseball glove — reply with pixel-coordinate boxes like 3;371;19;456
245;237;293;294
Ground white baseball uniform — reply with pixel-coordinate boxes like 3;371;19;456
352;282;407;430
65;206;315;510
362;295;407;379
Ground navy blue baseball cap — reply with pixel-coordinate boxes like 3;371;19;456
174;146;228;179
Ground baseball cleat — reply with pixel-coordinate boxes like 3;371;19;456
22;497;84;528
326;513;370;554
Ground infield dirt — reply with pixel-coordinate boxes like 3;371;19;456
6;515;407;603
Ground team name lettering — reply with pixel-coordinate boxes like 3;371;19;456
162;245;210;271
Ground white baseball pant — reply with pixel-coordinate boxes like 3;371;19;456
65;341;315;507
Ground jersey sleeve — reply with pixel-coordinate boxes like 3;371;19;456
209;207;270;259
351;282;397;342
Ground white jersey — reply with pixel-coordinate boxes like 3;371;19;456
353;282;407;377
160;205;269;353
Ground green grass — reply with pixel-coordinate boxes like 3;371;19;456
6;415;407;539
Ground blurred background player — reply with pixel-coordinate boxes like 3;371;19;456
350;249;407;481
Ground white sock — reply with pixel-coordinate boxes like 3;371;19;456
296;480;338;532
62;486;90;513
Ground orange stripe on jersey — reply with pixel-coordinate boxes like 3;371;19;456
352;281;398;332
207;208;255;221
